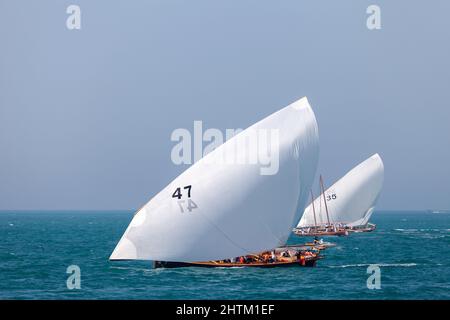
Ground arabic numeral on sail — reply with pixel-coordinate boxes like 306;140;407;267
177;199;198;213
177;200;185;213
187;199;198;212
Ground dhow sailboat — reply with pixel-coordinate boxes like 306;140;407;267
293;154;384;237
110;97;321;268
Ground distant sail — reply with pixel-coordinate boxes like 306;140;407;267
297;154;384;228
111;97;320;262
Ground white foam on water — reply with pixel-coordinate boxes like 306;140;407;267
327;263;417;268
421;235;446;239
110;266;151;273
395;228;448;233
394;228;419;232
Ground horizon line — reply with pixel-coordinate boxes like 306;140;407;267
0;209;448;213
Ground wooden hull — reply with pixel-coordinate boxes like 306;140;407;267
154;257;319;269
347;224;376;233
293;229;348;237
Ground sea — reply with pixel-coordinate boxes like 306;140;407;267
0;211;449;300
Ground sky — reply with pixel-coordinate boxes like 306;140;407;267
1;1;449;211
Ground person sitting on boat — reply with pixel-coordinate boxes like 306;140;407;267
281;251;289;258
270;250;277;263
261;252;271;263
298;254;306;266
245;255;255;263
279;250;297;262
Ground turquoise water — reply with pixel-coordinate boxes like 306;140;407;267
0;211;449;299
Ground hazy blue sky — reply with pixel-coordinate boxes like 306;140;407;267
1;1;449;210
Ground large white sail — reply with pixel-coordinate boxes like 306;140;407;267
297;154;384;228
111;97;320;262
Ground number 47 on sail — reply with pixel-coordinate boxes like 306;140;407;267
172;185;198;213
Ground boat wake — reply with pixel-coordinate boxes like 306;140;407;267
394;228;449;232
327;263;417;268
109;266;154;273
392;228;449;239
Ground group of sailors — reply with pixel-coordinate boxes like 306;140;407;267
295;223;349;235
217;248;317;265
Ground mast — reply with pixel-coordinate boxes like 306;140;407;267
310;189;317;227
320;175;331;225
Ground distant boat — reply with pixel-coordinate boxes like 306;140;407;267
110;97;320;264
293;154;384;236
430;210;450;214
293;175;349;236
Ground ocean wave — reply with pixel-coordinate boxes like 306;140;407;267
327;263;417;268
109;266;152;273
394;228;449;233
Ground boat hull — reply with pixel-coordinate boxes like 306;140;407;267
293;229;348;237
347;223;376;233
303;242;336;249
154;258;318;269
